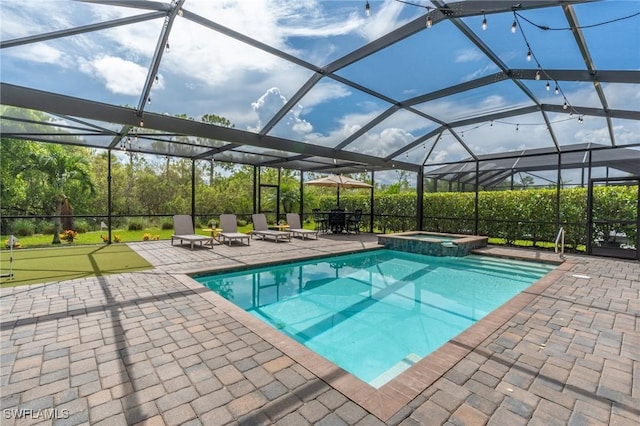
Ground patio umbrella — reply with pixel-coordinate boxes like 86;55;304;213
305;175;372;207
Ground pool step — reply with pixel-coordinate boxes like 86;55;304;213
369;353;422;388
458;256;554;278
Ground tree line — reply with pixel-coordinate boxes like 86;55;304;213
1;135;381;241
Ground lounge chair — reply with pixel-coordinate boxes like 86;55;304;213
285;213;319;240
250;214;291;243
219;214;250;246
171;215;214;250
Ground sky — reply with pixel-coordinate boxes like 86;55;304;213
1;0;639;186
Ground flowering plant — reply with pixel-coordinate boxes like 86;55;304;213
113;235;121;243
142;233;151;241
4;239;21;249
60;229;77;243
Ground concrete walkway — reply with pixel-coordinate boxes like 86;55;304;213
1;235;638;425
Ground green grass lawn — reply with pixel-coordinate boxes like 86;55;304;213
0;244;153;288
2;228;212;248
0;222;313;249
487;237;586;252
0;222;314;287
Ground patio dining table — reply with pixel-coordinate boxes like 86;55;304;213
318;210;353;234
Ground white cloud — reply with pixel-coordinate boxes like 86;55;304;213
304;108;385;148
613;123;640;145
358;127;415;157
250;87;313;137
251;87;287;131
420;94;513;122
358;0;413;42
574;124;611;144
78;56;148;95
376;110;437;134
429;134;470;163
2;0;636;168
479;94;508;111
298;81;351;112
0;1;73;39
455;48;484;63
1;0;408;134
463;62;501;81
599;82;640;111
7;44;66;65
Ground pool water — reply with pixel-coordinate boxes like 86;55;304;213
195;249;555;388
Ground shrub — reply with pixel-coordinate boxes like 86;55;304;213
73;219;90;233
237;219;247;227
127;218;146;231
34;219;55;234
4;238;21;249
60;229;77;243
161;220;174;230
110;217;128;229
11;219;35;237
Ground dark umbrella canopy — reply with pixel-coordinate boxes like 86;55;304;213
305;175;372;207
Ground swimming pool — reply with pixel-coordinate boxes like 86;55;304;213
195;249;555;388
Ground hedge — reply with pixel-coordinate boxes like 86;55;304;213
320;186;637;252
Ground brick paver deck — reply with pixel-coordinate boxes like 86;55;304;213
1;234;638;425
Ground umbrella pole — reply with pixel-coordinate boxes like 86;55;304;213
336;187;340;208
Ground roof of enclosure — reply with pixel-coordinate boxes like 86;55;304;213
1;0;639;176
426;143;640;188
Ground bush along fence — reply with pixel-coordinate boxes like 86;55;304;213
328;186;637;253
3;187;635;253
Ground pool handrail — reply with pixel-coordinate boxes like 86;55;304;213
555;227;565;259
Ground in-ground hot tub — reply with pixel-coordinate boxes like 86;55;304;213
378;231;488;257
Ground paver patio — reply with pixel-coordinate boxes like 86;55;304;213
1;234;638;425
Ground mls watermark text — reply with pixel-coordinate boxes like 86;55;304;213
3;408;70;420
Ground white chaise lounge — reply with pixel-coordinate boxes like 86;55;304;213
219;214;250;246
251;214;291;243
285;213;319;240
171;214;213;250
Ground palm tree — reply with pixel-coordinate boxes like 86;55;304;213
30;146;95;244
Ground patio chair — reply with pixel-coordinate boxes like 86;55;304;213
219;214;250;246
171;214;214;250
347;209;363;234
313;208;328;233
251;214;291;243
328;208;347;233
286;213;319;240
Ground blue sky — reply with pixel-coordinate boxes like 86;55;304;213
1;0;639;185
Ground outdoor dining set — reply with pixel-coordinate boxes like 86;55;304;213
312;208;364;234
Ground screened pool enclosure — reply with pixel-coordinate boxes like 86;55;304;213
1;0;639;259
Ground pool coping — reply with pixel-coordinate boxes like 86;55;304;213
378;230;485;242
175;251;574;422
